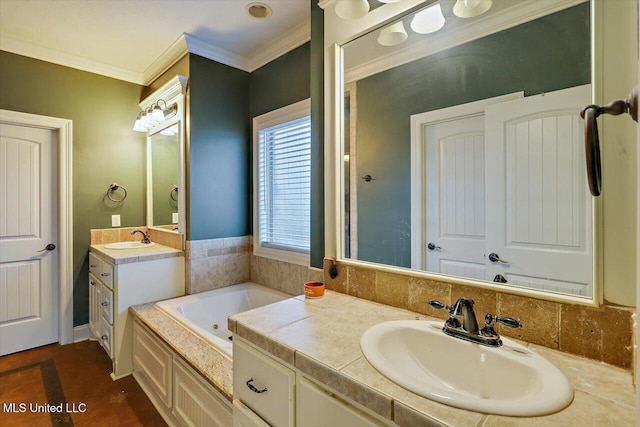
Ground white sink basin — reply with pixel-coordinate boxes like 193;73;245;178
360;320;573;416
104;241;156;250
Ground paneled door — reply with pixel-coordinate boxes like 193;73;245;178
484;84;592;296
425;115;487;279
0;122;58;355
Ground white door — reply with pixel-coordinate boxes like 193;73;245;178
425;115;486;279
0;122;58;355
485;84;592;296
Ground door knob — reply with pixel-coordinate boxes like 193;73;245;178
37;243;56;252
488;252;509;264
427;243;442;251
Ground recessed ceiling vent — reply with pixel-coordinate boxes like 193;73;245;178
246;2;272;19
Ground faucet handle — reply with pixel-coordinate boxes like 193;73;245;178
428;300;454;312
495;316;522;329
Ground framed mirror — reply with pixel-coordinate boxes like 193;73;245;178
143;75;187;244
335;0;600;302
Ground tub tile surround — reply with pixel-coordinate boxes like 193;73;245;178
185;237;252;294
185;234;325;296
230;291;635;427
90;226;183;250
324;259;633;370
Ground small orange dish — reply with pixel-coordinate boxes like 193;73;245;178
304;281;325;298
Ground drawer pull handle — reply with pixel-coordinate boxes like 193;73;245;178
90;264;97;268
246;378;267;394
101;273;110;277
90;281;96;286
101;335;108;341
101;302;109;307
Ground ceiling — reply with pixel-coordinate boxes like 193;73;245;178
0;0;310;85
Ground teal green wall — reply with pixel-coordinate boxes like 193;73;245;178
0;51;145;326
310;0;324;269
250;43;311;118
248;42;312;239
188;54;250;240
355;3;590;267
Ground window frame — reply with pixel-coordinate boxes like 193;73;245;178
253;98;311;266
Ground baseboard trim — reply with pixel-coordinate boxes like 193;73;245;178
73;324;91;343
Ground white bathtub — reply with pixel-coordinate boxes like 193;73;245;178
155;282;290;358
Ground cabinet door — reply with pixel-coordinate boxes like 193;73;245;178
173;357;232;427
88;274;102;338
233;339;295;427
132;321;173;408
233;399;270;427
100;318;114;358
297;377;388;427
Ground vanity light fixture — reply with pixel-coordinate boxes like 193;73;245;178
335;0;369;20
452;0;492;18
411;2;446;34
378;0;403;3
378;21;408;46
246;2;272;19
133;101;178;133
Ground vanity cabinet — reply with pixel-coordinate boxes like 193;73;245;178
133;319;233;427
233;338;390;427
88;249;184;379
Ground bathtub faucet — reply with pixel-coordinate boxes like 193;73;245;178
131;229;151;244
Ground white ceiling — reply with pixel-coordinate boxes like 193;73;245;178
0;0;310;85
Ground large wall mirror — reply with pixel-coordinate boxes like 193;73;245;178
337;0;601;302
144;75;187;244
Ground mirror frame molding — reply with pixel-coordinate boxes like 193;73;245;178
142;75;188;245
321;0;608;306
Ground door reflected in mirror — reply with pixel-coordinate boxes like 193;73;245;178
341;1;595;298
150;123;179;230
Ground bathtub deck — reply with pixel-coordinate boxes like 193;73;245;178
129;303;233;401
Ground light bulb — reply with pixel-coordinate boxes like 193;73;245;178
453;0;492;18
335;0;369;20
151;104;165;122
378;21;408;46
411;3;446;34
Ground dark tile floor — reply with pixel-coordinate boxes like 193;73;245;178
0;340;167;426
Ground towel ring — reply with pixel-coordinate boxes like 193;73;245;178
580;85;638;197
107;182;128;202
170;185;178;202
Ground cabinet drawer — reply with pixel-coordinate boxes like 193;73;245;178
100;318;114;358
89;252;114;289
89;253;101;276
133;321;173;408
99;262;114;289
101;286;114;324
233;339;294;427
173;357;232;427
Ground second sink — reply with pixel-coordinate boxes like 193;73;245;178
360;320;573;416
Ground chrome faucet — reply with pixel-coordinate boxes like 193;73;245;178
131;229;151;244
429;298;522;347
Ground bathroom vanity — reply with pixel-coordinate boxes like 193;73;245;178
89;243;184;379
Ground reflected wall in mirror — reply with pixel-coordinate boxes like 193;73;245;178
150;124;179;229
143;74;187;245
341;1;595;298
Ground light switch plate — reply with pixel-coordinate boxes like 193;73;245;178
111;215;121;227
172;212;179;224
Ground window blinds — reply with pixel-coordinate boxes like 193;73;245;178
258;116;311;253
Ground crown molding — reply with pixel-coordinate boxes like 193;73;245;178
0;36;145;84
345;0;586;83
247;19;311;72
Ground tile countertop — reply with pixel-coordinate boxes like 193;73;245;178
229;291;636;427
89;243;183;265
129;303;234;402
